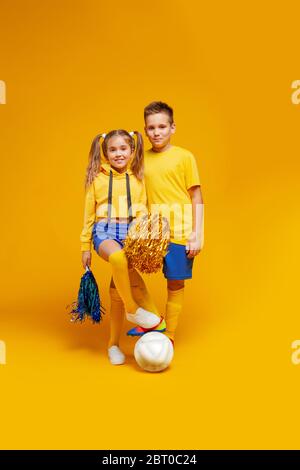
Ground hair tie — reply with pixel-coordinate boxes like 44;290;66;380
129;131;135;137
101;133;106;139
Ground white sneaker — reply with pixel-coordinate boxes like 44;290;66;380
108;346;125;365
126;307;161;329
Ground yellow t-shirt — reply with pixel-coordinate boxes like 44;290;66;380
144;145;201;245
80;162;147;251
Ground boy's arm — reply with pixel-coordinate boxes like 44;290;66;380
186;185;204;259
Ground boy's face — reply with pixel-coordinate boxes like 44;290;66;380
144;112;176;150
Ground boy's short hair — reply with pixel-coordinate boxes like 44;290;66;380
144;101;174;124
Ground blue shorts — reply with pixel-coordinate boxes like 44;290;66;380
163;242;194;280
92;220;129;253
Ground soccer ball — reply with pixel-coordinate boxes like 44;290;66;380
134;332;174;372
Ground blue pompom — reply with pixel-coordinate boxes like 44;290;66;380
67;268;105;323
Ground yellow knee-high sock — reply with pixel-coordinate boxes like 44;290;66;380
164;288;185;340
108;287;125;348
108;250;138;314
110;272;161;320
129;269;160;317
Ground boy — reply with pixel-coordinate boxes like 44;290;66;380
128;101;204;344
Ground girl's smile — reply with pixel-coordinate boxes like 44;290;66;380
106;135;133;172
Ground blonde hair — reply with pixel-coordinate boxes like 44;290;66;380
84;129;144;190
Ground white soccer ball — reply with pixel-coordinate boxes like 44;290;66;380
134;332;174;372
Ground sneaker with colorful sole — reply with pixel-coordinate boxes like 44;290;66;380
127;318;166;336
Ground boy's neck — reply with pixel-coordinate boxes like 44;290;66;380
151;143;172;153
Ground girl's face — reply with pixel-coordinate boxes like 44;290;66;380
105;135;133;172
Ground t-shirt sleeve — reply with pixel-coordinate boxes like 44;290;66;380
135;180;148;218
140;180;147;207
80;181;96;251
184;152;201;190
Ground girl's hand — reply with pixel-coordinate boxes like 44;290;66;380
82;251;92;269
186;232;202;259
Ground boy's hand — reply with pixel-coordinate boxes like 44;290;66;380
186;232;202;259
82;251;92;269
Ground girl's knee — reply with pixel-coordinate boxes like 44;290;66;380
167;279;185;291
108;249;128;267
98;240;122;262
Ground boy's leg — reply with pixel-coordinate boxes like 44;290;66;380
165;280;185;341
163;243;194;342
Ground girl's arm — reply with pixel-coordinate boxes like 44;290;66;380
186;185;204;259
80;182;96;252
134;180;148;219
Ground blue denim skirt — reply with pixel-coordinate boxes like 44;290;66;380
92;220;130;253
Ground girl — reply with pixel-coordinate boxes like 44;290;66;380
80;130;166;365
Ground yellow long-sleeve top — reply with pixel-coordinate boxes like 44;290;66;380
80;162;147;251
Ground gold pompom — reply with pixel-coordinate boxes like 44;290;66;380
123;213;170;273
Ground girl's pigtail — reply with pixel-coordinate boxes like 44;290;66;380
130;131;144;180
84;134;102;190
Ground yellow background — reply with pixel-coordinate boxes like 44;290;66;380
0;0;299;450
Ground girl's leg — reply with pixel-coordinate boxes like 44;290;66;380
128;269;159;316
106;268;125;365
125;269;166;336
108;344;125;365
98;240;137;313
108;281;125;348
98;240;160;328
